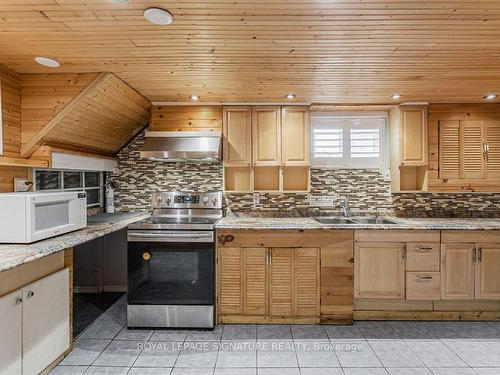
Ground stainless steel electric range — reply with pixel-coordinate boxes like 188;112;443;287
127;191;222;329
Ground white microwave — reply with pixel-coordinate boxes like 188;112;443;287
0;191;87;243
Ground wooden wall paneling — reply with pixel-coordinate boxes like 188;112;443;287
0;65;21;159
150;105;222;132
20;73;151;157
0;166;29;192
3;3;500;103
20;73;99;145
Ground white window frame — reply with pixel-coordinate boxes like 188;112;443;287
33;169;104;208
310;112;389;173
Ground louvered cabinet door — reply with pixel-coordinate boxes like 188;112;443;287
461;120;485;179
439;120;461;179
218;247;243;315
294;248;320;317
485;120;500;178
269;248;294;317
243;248;268;315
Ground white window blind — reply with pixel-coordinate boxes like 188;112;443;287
310;115;387;169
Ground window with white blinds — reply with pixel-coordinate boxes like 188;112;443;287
311;115;387;168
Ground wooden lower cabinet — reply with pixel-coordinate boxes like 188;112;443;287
217;246;320;322
475;243;500;299
441;243;475;300
354;242;406;299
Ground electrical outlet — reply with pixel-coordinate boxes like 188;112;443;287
14;178;31;192
252;192;260;208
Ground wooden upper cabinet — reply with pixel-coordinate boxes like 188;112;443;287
269;248;294;317
439;120;461;179
354;242;405;299
485;120;500;178
218;247;243;315
252;106;281;166
294;248;320;317
223;106;252;166
281;106;310;166
243;248;268;315
461;120;485;179
441;243;475;300
400;105;428;166
475;243;500;299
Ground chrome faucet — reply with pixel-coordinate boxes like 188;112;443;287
340;199;352;217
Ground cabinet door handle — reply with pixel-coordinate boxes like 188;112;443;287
416;247;433;252
27;291;34;298
269;252;272;266
15;297;23;304
478;247;482;262
416;275;433;281
472;247;477;262
401;246;406;259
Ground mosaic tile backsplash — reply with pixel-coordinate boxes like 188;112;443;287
110;129;500;217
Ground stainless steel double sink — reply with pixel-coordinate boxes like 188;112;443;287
313;216;399;225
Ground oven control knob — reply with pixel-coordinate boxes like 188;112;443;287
165;197;171;205
155;196;163;205
202;196;209;204
211;197;218;206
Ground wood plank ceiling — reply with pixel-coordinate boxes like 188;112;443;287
1;1;500;103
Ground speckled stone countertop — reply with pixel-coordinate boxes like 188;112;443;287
0;211;150;273
215;216;500;230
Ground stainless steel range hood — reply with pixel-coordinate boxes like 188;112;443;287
140;131;222;162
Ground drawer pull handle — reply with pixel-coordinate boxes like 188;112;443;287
416;247;433;252
416;275;433;281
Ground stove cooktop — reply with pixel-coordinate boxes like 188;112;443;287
128;215;220;230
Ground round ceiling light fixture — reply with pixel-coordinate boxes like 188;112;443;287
190;95;200;101
285;93;296;99
484;93;497;100
391;93;401;100
144;7;174;25
34;56;61;68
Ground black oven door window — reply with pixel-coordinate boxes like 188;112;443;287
128;242;214;305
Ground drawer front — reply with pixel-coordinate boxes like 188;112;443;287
406;243;440;272
406;272;441;300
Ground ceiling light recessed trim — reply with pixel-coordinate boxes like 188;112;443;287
391;94;402;100
484;93;497;100
34;56;61;68
285;93;296;99
144;7;174;25
190;95;200;101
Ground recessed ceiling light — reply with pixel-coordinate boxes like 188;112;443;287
190;95;200;101
34;56;60;68
285;93;296;99
484;93;497;100
391;94;401;100
144;7;174;25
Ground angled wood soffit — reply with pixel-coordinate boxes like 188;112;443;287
21;72;151;158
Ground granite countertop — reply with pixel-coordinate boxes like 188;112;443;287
0;211;150;273
215;216;500;230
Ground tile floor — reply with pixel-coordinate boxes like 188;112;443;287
51;297;500;375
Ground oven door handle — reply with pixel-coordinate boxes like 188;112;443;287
128;231;214;243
